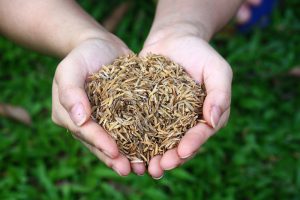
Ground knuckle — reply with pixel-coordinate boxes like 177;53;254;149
58;86;79;110
94;140;103;150
85;143;94;153
227;66;233;80
54;62;65;83
220;91;231;105
200;129;210;142
209;89;231;109
73;129;84;140
219;59;233;80
58;86;73;102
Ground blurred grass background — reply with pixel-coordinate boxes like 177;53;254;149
0;0;300;199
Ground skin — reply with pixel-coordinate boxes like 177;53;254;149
0;0;134;176
139;0;241;179
237;0;262;24
0;0;244;178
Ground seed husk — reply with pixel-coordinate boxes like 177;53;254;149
86;54;206;165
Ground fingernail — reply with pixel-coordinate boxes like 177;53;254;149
153;174;164;180
112;167;123;176
165;165;177;171
70;103;86;126
180;152;193;159
210;106;222;129
103;150;113;159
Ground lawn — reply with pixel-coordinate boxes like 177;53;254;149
0;0;300;199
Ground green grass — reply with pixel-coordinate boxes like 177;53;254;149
1;0;300;199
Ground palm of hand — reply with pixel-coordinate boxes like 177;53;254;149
52;38;135;176
140;35;232;178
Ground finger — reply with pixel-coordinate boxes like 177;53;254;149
82;141;131;176
55;55;91;127
177;123;214;159
148;155;164;180
131;162;146;176
54;39;128;127
236;4;251;24
160;148;182;171
79;120;120;158
202;58;232;129
81;141;113;167
176;151;198;166
111;154;131;176
52;81;66;127
52;82;119;159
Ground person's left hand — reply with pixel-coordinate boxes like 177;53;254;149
140;27;233;179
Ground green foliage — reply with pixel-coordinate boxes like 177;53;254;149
0;0;300;199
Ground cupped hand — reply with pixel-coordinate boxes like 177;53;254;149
51;36;146;176
140;29;232;179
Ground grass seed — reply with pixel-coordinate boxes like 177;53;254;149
86;54;206;165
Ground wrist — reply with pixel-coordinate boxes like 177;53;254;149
148;0;217;43
144;21;213;47
69;28;128;56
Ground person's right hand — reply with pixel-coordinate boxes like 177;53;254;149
140;24;232;179
51;35;146;176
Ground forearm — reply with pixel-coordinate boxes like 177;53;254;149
0;0;109;57
150;0;244;41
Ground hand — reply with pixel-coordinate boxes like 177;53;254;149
140;26;232;179
51;36;146;176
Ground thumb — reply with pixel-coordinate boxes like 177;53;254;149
55;55;91;127
203;59;232;129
